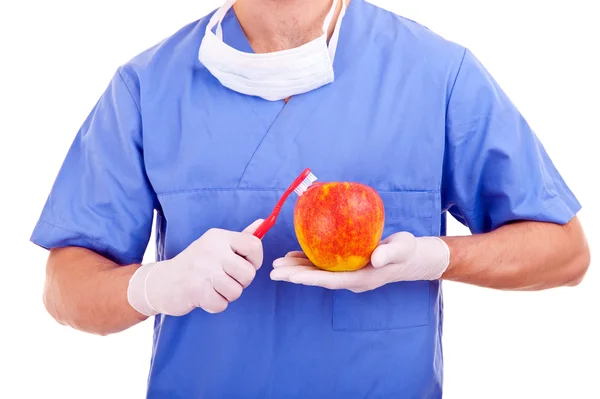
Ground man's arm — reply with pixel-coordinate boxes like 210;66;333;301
270;217;589;293
31;69;156;336
442;217;590;290
271;49;589;292
44;247;147;336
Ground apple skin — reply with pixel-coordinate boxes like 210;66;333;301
293;182;385;272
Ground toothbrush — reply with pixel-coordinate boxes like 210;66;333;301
253;168;317;239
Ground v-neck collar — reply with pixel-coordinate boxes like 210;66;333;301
200;0;374;189
195;1;374;189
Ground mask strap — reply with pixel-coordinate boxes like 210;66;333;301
321;0;341;33
206;0;237;39
327;0;347;61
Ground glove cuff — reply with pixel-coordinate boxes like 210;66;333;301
414;236;451;280
127;262;160;317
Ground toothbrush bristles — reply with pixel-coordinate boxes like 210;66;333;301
294;172;317;196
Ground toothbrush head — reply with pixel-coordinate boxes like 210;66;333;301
293;170;318;196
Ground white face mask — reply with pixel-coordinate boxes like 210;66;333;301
198;0;347;102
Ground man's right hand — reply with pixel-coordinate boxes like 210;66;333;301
127;219;264;317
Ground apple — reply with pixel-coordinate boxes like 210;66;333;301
293;182;385;272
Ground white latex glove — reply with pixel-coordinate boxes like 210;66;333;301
270;232;450;293
128;220;264;316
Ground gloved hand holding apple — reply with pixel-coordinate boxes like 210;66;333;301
270;181;450;293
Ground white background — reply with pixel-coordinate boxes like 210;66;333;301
1;0;598;398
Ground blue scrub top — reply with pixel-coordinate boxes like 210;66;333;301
31;0;581;397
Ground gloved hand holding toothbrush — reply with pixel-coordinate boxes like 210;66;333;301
128;168;318;317
127;219;264;317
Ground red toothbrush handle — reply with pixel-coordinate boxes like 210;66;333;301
253;214;276;239
252;168;312;239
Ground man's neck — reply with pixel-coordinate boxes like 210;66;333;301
233;0;346;53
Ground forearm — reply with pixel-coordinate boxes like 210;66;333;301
44;247;148;336
441;217;590;290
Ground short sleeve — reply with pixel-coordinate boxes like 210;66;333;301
30;68;157;264
442;49;581;234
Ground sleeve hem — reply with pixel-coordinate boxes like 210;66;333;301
30;219;143;265
535;193;582;225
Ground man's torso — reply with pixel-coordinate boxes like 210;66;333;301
126;1;464;396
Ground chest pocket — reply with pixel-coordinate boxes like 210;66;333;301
332;190;438;332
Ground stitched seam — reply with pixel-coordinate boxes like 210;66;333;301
117;68;141;114
243;96;283;131
236;106;287;188
36;220;141;263
38;219;109;247
156;187;441;197
332;321;429;332
445;47;467;116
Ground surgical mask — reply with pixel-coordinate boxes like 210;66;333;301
198;0;347;101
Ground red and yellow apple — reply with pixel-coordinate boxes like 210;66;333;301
293;182;385;272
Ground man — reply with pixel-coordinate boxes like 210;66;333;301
32;0;590;397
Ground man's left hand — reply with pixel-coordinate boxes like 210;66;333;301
270;232;451;293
